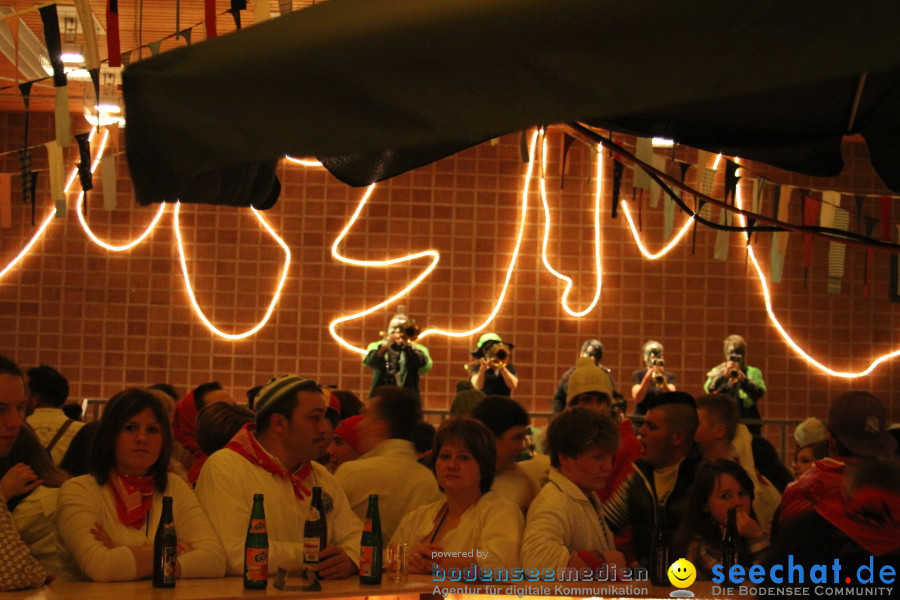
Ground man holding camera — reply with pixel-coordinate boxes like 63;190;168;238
703;334;766;434
631;340;676;417
363;306;432;400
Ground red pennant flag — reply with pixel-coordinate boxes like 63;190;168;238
107;0;121;67
205;0;218;39
802;194;820;268
880;196;892;241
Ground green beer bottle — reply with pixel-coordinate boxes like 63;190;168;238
359;494;383;584
152;496;176;588
244;494;269;589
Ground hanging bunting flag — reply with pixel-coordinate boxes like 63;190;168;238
279;0;292;16
179;29;193;45
518;130;529;163
880;196;892;241
229;0;247;29
802;194;820;289
74;0;101;70
854;195;865;233
54;86;71;146
205;0;218;39
753;177;767;242
863;216;879;297
101;155;117;210
611;160;623;219
8;15;19;79
827;205;849;295
45;141;67;218
19;81;33;157
633;137;653;193
107;1;122;67
255;0;270;23
650;154;665;208
40;4;71;146
148;40;163;56
75;132;93;192
39;5;65;87
724;159;740;204
121;50;133;66
558;132;574;189
714;202;731;260
745;178;758;244
819;191;840;230
0;174;11;229
16;149;32;205
769;186;788;283
666;162;689;239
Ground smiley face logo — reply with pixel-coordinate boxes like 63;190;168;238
667;558;696;588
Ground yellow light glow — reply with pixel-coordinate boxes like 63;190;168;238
173;202;291;340
283;155;323;167
735;165;898;377
620;199;694;259
327;130;540;354
538;134;603;316
75;128;167;251
0;208;57;280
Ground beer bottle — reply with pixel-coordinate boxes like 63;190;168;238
244;494;269;590
649;505;670;586
153;496;177;588
359;494;383;584
721;506;740;573
303;486;328;566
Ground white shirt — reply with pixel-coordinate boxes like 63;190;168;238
11;486;78;581
196;447;362;576
492;463;540;513
390;491;523;569
521;469;616;571
334;438;442;541
27;408;84;465
56;473;225;582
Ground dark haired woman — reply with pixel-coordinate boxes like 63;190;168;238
56;389;225;581
389;417;523;572
672;459;769;579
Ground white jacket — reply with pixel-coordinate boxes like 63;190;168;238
522;469;615;571
56;473;225;581
196;447;362;575
390;491;523;569
334;439;442;541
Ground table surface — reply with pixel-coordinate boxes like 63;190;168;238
3;575;756;600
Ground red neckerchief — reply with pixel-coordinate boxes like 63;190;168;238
225;424;312;500
107;470;155;529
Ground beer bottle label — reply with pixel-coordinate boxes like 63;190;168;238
359;546;373;576
303;538;320;563
245;548;268;580
249;518;267;534
161;545;177;583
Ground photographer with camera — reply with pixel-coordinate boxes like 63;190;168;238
363;306;433;400
631;340;676;417
703;334;766;434
469;333;518;396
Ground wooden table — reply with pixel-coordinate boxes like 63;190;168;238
3;575;758;600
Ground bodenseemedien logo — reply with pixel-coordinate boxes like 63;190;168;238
667;558;696;598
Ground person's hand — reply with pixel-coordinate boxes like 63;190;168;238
479;358;492;371
408;542;443;574
91;522;116;549
0;463;42;499
317;545;357;579
735;509;763;539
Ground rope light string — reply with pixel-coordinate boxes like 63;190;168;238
328;129;540;354
620;199;694;260
75;128;167;251
0;207;56;280
537;131;603;315
173;201;291;340
733;167;900;378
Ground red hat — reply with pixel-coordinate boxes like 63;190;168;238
333;415;365;453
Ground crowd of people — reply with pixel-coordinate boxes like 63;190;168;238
1;338;898;591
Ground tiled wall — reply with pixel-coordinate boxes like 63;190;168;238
1;113;897;445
